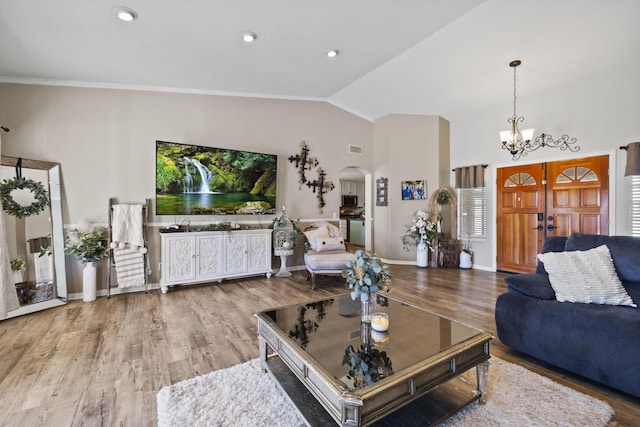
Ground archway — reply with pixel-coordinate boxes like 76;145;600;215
338;167;373;252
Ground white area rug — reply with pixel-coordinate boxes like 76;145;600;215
157;357;614;427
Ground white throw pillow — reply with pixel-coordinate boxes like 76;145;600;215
315;236;346;252
303;225;329;251
537;245;636;307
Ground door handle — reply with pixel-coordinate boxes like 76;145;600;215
547;224;557;231
532;224;543;231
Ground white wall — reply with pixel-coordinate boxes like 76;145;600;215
373;114;449;261
0;83;373;292
447;67;640;269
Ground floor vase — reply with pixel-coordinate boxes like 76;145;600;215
460;251;472;269
83;261;97;302
416;242;428;268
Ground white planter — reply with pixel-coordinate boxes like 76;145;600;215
460;251;473;269
82;261;97;302
416;242;428;268
13;270;24;284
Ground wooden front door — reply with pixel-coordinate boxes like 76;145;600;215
546;155;609;236
497;155;609;273
497;163;545;273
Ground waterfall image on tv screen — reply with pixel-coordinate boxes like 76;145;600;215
155;141;277;215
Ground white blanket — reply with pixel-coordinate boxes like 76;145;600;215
113;245;146;288
111;204;144;247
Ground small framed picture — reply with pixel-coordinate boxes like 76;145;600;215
401;180;426;200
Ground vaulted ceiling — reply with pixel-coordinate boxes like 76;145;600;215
1;1;638;122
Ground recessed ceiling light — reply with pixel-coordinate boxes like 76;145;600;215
112;6;138;22
242;32;258;43
327;49;339;58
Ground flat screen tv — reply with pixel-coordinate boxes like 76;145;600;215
155;140;277;215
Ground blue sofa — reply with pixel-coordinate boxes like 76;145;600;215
495;233;640;398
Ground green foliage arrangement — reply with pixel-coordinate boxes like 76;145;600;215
437;190;452;206
342;250;392;301
10;258;25;272
0;177;49;218
342;344;393;388
64;227;110;263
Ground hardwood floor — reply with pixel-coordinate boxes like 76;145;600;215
1;266;638;426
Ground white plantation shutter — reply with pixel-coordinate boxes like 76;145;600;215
629;176;640;236
457;188;486;239
454;164;487;240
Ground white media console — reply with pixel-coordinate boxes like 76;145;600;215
159;229;272;293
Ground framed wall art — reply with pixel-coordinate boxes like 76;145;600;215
401;180;426;200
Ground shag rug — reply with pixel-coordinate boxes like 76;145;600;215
157;357;614;427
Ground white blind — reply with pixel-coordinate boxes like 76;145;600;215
629;175;640;236
457;188;486;239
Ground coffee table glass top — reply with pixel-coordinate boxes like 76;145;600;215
261;294;484;392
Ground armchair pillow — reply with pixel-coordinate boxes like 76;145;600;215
303;225;330;251
537;245;636;307
315;236;346;252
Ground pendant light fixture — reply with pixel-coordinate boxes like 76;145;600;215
499;60;580;160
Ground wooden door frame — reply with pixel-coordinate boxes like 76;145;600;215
490;149;617;272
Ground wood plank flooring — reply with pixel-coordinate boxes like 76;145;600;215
0;266;638;426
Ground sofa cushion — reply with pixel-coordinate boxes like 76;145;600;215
537;245;636;307
505;274;556;300
623;281;640;307
565;233;640;283
536;236;569;274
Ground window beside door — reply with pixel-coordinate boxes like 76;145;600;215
628;176;640;236
457;187;486;240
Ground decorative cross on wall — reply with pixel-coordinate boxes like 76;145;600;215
288;140;334;211
287;141;318;188
306;167;335;209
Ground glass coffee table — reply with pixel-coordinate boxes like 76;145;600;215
256;294;492;426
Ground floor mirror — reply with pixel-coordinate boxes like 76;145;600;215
1;155;67;319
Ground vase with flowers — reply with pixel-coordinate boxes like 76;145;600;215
64;227;109;301
342;250;392;323
401;210;437;267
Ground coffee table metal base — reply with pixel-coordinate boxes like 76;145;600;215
265;356;484;427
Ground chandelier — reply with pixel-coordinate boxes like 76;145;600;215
499;60;580;161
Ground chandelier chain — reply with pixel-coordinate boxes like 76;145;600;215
512;65;517;118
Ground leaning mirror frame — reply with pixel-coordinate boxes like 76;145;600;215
1;156;67;318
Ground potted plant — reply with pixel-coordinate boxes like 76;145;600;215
436;190;452;235
342;250;392;322
64;227;109;301
401;210;437;267
10;258;25;283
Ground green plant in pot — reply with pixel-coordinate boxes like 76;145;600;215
64;227;110;263
436;190;452;235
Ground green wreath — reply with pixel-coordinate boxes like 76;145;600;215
0;177;50;218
